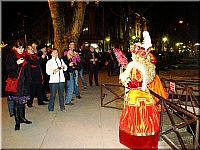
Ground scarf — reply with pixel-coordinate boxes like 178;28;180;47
26;52;40;60
14;50;27;66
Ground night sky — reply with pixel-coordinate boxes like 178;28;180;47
137;2;199;24
1;1;199;42
1;2;48;39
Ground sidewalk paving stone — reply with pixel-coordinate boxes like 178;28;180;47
3;68;196;149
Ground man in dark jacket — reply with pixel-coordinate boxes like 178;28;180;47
85;46;100;86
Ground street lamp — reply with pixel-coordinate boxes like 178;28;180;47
179;20;183;24
105;37;110;42
105;37;110;51
162;37;167;51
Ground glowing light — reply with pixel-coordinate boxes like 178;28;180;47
83;27;88;32
47;43;51;46
179;20;183;24
71;0;74;7
162;37;167;42
105;37;110;42
132;36;136;40
91;43;98;48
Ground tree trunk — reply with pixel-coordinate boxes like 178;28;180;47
48;0;67;57
48;1;86;57
65;2;86;46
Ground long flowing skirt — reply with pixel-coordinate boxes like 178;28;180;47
119;89;160;149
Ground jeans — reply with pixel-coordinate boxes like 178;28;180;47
78;68;87;87
74;70;81;96
48;82;65;111
7;99;14;116
66;71;80;104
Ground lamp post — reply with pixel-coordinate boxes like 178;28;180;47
176;43;180;52
105;36;110;51
162;37;167;51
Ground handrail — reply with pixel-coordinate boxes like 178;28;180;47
100;83;124;110
160;78;200;116
150;90;200;150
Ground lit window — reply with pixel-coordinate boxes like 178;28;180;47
82;25;89;35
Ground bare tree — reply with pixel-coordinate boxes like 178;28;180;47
48;0;86;57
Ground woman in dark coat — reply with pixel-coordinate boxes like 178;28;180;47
25;46;46;107
6;40;32;131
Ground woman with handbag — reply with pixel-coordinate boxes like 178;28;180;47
5;40;32;131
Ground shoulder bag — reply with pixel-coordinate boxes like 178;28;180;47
5;67;22;92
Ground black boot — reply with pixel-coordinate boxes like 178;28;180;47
13;108;20;131
19;106;32;124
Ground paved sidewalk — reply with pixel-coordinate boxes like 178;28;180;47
1;70;172;149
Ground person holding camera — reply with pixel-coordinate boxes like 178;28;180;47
61;49;82;105
6;40;32;131
46;49;67;112
32;43;50;102
25;46;47;107
66;41;83;92
86;46;100;86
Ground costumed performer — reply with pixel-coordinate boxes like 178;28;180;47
115;31;168;149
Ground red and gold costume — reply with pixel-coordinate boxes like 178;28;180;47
116;31;168;149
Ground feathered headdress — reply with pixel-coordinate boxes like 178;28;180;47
130;31;152;57
130;31;157;64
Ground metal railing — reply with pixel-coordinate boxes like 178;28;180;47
100;82;200;149
100;83;124;110
161;78;200;116
150;90;200;150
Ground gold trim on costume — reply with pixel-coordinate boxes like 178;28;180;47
127;89;155;105
119;128;157;136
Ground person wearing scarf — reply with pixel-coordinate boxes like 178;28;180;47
6;40;32;131
25;46;47;107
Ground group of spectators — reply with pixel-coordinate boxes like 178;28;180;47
5;40;53;130
5;40;111;131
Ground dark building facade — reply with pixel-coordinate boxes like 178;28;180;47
4;2;149;52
